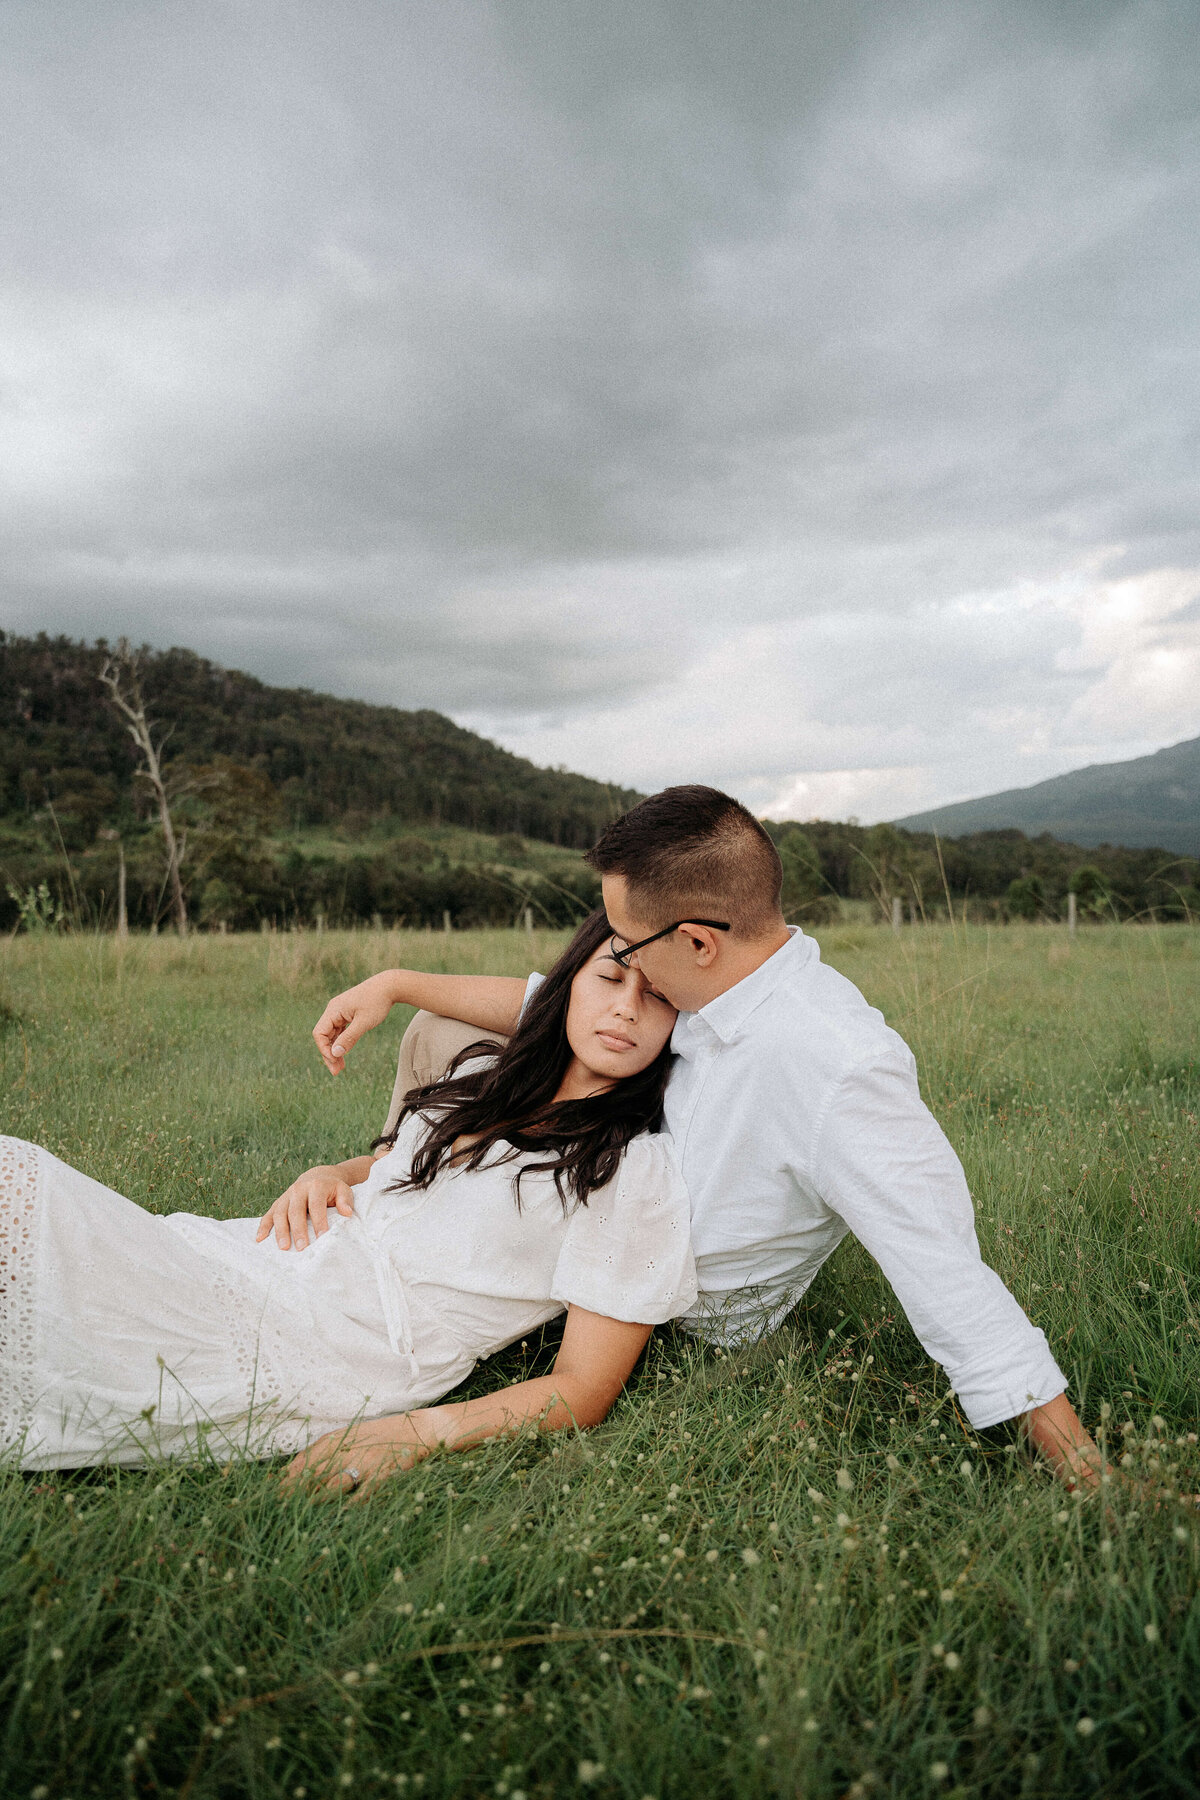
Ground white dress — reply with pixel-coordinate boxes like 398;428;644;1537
0;1117;696;1471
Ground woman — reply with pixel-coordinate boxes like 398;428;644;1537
1;912;695;1493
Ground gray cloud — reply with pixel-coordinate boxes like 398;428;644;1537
2;0;1199;816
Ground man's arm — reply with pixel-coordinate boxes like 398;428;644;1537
313;970;528;1075
815;1049;1087;1482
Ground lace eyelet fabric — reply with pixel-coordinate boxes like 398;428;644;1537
0;1137;39;1456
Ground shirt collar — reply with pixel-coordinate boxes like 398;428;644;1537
670;927;815;1054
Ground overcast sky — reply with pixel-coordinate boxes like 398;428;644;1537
3;0;1199;820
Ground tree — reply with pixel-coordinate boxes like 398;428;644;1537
1069;864;1112;919
99;642;189;933
777;825;838;924
1006;874;1045;919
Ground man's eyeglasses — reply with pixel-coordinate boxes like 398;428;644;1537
609;919;730;968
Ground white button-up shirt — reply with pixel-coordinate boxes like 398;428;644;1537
660;928;1065;1429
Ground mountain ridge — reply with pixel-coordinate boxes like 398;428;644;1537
893;734;1200;856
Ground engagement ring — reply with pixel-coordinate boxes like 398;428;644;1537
344;1465;362;1492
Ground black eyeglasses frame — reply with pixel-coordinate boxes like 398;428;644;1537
608;918;731;968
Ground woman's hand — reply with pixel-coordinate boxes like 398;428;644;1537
313;973;403;1075
256;1166;357;1250
282;1412;442;1498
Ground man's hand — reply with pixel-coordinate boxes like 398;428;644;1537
256;1166;357;1250
1020;1392;1199;1508
1020;1391;1104;1490
282;1412;443;1498
313;973;403;1076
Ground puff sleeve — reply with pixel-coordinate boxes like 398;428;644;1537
550;1134;698;1325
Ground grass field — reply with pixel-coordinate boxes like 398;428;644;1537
2;922;1198;1799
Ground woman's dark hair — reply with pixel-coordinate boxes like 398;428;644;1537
379;910;674;1210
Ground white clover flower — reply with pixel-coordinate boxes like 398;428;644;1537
885;1454;901;1472
705;1549;719;1564
931;1762;950;1782
836;1469;854;1492
973;1705;991;1728
1144;1623;1159;1644
1076;1717;1096;1737
755;1734;771;1748
577;1761;605;1784
742;1548;761;1567
943;1652;961;1671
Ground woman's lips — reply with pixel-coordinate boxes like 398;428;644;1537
596;1030;636;1052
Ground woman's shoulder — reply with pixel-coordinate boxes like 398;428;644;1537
592;1131;689;1212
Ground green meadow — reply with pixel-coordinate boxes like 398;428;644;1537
1;923;1198;1799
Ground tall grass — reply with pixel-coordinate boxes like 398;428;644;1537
1;924;1198;1798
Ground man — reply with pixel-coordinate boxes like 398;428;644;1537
313;786;1102;1489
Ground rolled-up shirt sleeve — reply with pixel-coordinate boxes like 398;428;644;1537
813;1048;1066;1429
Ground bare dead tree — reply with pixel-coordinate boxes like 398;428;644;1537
99;642;188;934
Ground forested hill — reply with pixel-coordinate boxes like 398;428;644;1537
0;632;642;848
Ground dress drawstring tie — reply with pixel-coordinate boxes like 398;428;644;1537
346;1215;420;1380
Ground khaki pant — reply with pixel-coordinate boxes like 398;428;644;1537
382;1011;510;1136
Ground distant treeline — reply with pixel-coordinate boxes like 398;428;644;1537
763;819;1200;926
2;629;1197;932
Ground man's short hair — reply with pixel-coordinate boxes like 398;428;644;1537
586;786;784;938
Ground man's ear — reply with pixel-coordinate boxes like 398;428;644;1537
679;924;722;966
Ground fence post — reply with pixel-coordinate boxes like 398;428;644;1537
443;910;452;933
116;844;128;940
523;905;534;935
891;895;902;935
1067;890;1077;938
